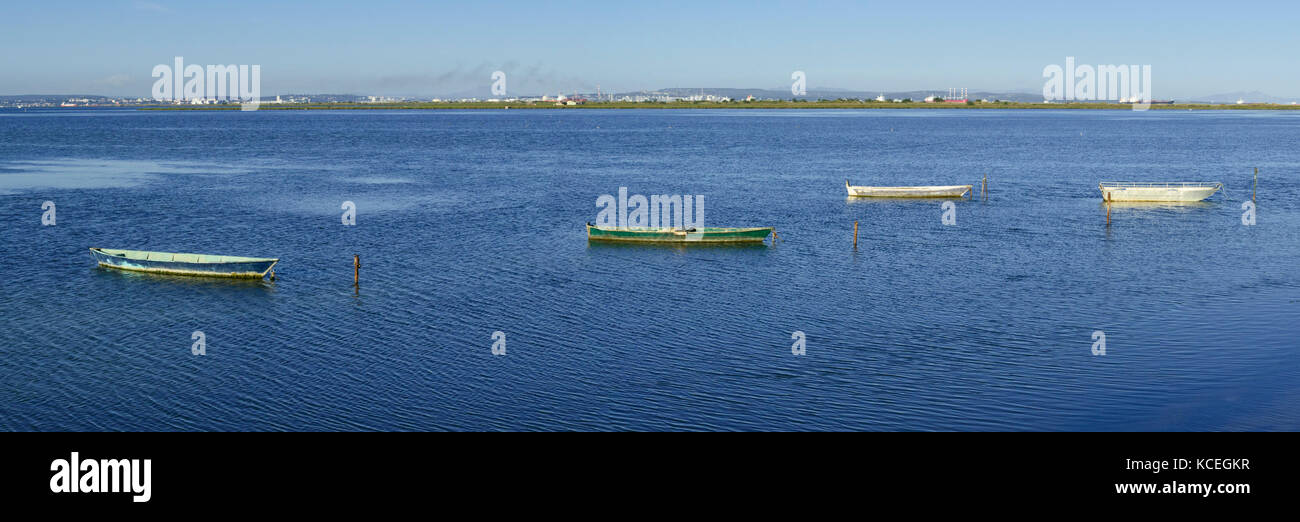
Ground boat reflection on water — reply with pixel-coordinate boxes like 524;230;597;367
1102;200;1214;234
1102;200;1213;212
585;240;771;255
91;265;277;292
846;196;972;205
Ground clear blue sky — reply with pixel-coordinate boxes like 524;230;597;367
2;0;1296;99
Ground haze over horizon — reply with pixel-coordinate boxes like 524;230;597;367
2;0;1297;100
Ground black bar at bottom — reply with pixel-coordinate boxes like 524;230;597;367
2;433;1289;509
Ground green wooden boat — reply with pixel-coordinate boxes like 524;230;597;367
90;248;279;279
586;224;772;243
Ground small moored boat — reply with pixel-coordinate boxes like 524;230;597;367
846;180;972;198
586;224;772;243
1099;182;1222;202
90;248;279;279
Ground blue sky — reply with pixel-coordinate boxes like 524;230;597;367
2;0;1296;98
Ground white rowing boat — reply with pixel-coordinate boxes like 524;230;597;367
1099;182;1222;202
845;180;972;198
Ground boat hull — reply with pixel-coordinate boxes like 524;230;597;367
846;182;971;198
586;225;772;243
1099;183;1221;202
90;248;278;279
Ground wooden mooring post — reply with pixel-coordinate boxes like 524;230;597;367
853;221;859;250
353;254;360;286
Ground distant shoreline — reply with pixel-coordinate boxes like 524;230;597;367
139;100;1300;111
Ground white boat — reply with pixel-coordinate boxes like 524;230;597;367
845;180;971;198
1099;182;1222;202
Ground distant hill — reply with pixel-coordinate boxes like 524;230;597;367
0;94;116;102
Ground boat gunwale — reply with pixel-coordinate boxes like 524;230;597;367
89;247;279;264
846;185;974;191
585;225;773;233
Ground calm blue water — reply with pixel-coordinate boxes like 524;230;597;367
2;108;1297;431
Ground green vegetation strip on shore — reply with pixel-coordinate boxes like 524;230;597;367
143;101;1300;111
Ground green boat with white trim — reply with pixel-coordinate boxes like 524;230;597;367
90;248;279;279
586;224;773;243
